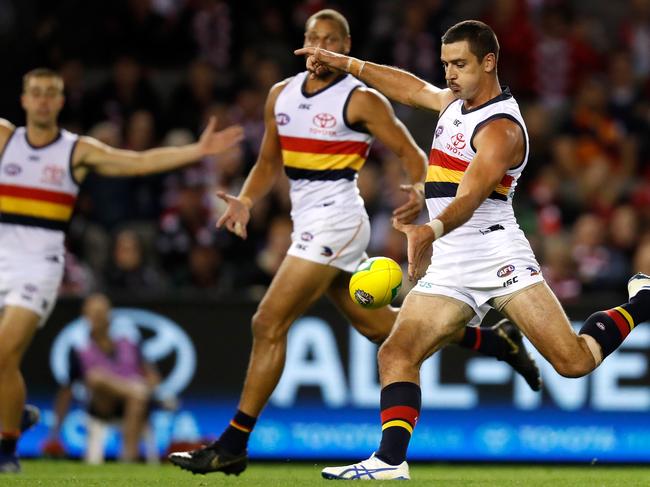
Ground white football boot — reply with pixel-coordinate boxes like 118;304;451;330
321;453;410;480
628;273;650;300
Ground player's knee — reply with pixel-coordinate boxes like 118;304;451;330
354;324;389;344
251;309;286;343
377;339;412;370
0;345;21;370
551;356;592;378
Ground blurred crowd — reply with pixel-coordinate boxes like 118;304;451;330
2;0;649;301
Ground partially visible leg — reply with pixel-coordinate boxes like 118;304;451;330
326;271;397;344
327;274;541;390
501;282;598;377
0;306;40;470
169;256;342;475
121;395;148;462
321;292;470;480
238;257;341;417
376;293;470;464
85;371;150;462
221;257;340;454
576;273;650;364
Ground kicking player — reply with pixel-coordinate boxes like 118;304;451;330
297;20;650;480
169;10;541;477
0;68;243;473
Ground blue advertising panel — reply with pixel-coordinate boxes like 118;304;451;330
17;299;650;462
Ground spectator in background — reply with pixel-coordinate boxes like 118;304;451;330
619;0;650;79
238;215;293;289
192;0;232;70
123;110;164;221
633;238;650;275
571;214;629;290
609;205;641;261
167;60;227;135
44;294;161;462
553;77;637;214
157;174;216;288
531;5;600;110
86;56;161;129
187;244;224;290
541;236;582;303
607;50;646;133
105;229;166;292
482;0;535;99
58;59;88;132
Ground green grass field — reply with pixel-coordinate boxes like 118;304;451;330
2;460;650;486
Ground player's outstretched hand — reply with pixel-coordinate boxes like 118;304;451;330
393;184;425;224
198;117;244;156
392;218;435;282
216;191;251;239
294;47;348;78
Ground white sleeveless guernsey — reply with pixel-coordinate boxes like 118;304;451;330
413;88;543;324
0;127;80;253
274;72;373;228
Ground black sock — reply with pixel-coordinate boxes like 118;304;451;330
458;326;510;360
218;410;257;454
622;290;650;323
375;382;421;466
579;299;645;359
0;434;18;456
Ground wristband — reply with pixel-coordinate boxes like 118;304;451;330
413;182;424;193
426;219;444;239
357;60;366;77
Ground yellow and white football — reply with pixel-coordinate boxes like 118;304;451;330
349;256;402;309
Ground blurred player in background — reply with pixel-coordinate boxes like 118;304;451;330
0;68;243;473
298;20;650;480
169;10;541;477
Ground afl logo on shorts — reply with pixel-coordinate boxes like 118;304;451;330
497;264;515;278
276;113;290;126
3;163;21;176
313;113;336;129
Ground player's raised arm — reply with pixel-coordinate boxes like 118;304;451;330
294;47;452;112
75;116;244;178
347;87;427;223
216;80;287;239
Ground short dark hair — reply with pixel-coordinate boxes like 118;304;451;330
306;9;350;37
442;20;499;63
23;68;63;92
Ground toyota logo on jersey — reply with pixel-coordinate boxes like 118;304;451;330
451;133;466;149
313;113;336;129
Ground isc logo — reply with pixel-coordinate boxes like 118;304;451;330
503;276;519;288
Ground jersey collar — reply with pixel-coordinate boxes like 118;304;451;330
301;72;349;98
461;86;512;115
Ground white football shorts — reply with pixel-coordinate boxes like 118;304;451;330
411;229;544;326
0;250;64;326
287;214;370;273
